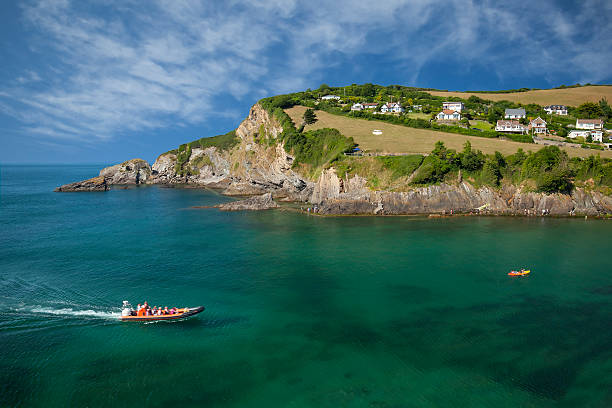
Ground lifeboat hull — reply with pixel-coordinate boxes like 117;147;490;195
508;270;530;276
121;306;205;321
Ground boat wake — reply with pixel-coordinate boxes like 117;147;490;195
23;307;121;320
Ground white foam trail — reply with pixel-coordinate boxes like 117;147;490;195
29;307;121;319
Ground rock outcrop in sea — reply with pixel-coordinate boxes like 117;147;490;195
54;176;109;192
55;103;612;216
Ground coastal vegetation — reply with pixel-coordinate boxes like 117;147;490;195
259;96;356;176
332;142;612;195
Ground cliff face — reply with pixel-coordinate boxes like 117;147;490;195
311;168;612;216
149;104;312;200
55;102;612;216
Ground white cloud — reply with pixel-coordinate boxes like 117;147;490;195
0;0;610;144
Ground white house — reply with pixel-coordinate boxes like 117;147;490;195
437;109;461;121
362;103;378;109
529;117;547;134
351;103;364;111
442;101;464;112
576;119;604;130
504;108;526;119
544;105;568;115
495;120;527;134
412;105;423;111
380;102;404;113
568;130;604;142
321;95;340;100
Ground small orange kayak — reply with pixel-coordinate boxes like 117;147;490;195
121;306;205;321
508;269;530;276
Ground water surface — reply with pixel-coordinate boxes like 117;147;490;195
1;165;611;407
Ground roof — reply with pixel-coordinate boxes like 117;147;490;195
443;101;463;105
544;105;567;109
441;109;459;115
505;108;526;115
496;120;524;127
530;117;546;125
576;119;603;124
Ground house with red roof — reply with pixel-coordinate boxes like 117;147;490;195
436;109;461;121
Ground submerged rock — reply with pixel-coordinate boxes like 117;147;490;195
217;193;280;211
55;176;108;192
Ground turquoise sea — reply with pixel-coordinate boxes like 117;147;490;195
1;165;611;407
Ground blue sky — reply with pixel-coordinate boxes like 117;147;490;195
1;0;611;164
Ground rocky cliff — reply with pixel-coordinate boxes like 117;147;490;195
149;104;312;201
310;168;612;216
55;102;612;217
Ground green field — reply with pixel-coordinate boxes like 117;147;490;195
286;106;612;159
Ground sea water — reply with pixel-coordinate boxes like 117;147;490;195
1;165;611;407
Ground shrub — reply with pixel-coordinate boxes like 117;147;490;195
376;155;424;180
411;154;453;185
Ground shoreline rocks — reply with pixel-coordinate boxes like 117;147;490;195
217;193;280;211
54;176;108;192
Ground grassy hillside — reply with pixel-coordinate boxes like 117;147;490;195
428;86;612;106
286;106;612;159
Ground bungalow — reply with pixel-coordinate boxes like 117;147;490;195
544;105;568;115
437;109;461;121
568;130;604;142
495;120;527;134
380;102;404;113
321;95;340;100
362;103;378;109
442;101;464;112
576;118;604;130
504;108;526;119
351;103;364;111
529;117;547;134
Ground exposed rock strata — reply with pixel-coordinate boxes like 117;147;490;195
55;176;108;192
217;193;279;211
148;104;313;200
311;168;612;216
54;102;612;216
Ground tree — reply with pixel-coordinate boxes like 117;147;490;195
575;102;604;119
460;141;484;171
303;108;317;125
599;98;612;120
487;107;503;124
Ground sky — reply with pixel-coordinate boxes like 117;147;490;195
0;0;611;164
